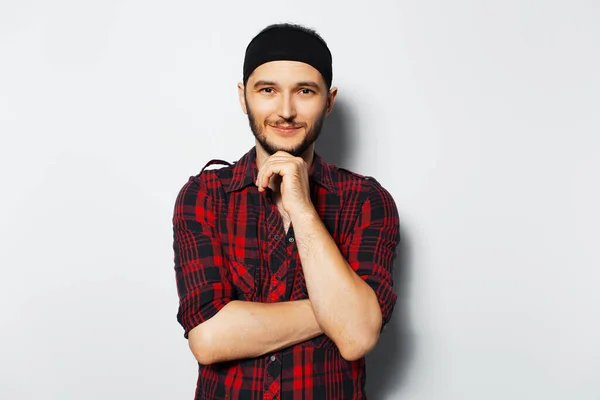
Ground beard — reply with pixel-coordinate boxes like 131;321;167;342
246;101;327;157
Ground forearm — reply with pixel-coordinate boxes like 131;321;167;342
189;299;322;365
291;209;382;359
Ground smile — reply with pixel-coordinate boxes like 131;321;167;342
270;125;302;136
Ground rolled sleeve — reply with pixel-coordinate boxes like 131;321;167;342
344;183;400;329
172;175;233;339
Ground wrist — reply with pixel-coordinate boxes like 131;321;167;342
289;203;319;222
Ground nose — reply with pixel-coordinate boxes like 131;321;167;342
277;92;296;120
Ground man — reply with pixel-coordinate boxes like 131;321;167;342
172;23;400;399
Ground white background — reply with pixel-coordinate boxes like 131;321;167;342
1;1;599;399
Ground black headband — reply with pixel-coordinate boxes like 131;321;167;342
243;26;333;88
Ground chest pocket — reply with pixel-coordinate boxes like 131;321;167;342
223;216;260;301
222;189;261;301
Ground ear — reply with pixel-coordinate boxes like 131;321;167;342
237;82;248;114
325;87;338;116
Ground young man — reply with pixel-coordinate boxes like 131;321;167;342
172;23;400;399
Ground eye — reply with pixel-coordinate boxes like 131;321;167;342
260;87;274;94
299;88;315;94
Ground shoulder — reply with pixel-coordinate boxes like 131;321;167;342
196;158;235;189
176;159;234;203
330;165;398;213
330;164;384;195
331;164;377;182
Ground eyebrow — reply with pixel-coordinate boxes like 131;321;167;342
253;80;278;88
296;81;320;90
252;80;321;90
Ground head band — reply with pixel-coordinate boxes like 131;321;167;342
243;26;333;88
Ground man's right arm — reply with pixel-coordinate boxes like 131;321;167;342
173;174;322;365
189;299;322;365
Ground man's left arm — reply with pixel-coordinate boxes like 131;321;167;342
292;183;400;361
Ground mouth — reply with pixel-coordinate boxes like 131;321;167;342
269;125;303;135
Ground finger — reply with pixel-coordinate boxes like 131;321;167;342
256;161;275;191
256;165;273;192
259;159;296;191
256;160;270;190
259;163;285;190
256;156;302;190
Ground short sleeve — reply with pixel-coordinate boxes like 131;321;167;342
172;175;233;339
343;183;400;330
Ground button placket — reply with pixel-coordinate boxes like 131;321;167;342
265;353;280;397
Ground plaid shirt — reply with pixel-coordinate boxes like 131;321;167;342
172;147;400;400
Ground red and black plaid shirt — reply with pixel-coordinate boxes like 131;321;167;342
172;147;400;400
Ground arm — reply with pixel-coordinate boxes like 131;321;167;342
173;175;322;365
291;184;400;361
188;299;322;365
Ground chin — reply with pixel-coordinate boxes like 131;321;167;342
269;144;302;156
265;136;304;151
260;141;303;157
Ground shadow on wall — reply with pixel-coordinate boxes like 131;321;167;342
316;98;355;168
365;226;414;399
317;99;416;400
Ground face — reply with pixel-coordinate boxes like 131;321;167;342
238;60;337;157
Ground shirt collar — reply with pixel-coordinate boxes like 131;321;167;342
225;147;336;193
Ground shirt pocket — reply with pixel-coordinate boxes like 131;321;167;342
227;259;257;301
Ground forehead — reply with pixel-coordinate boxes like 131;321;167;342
248;60;325;86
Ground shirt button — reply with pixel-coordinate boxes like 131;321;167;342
270;355;276;362
288;237;295;243
274;234;280;240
